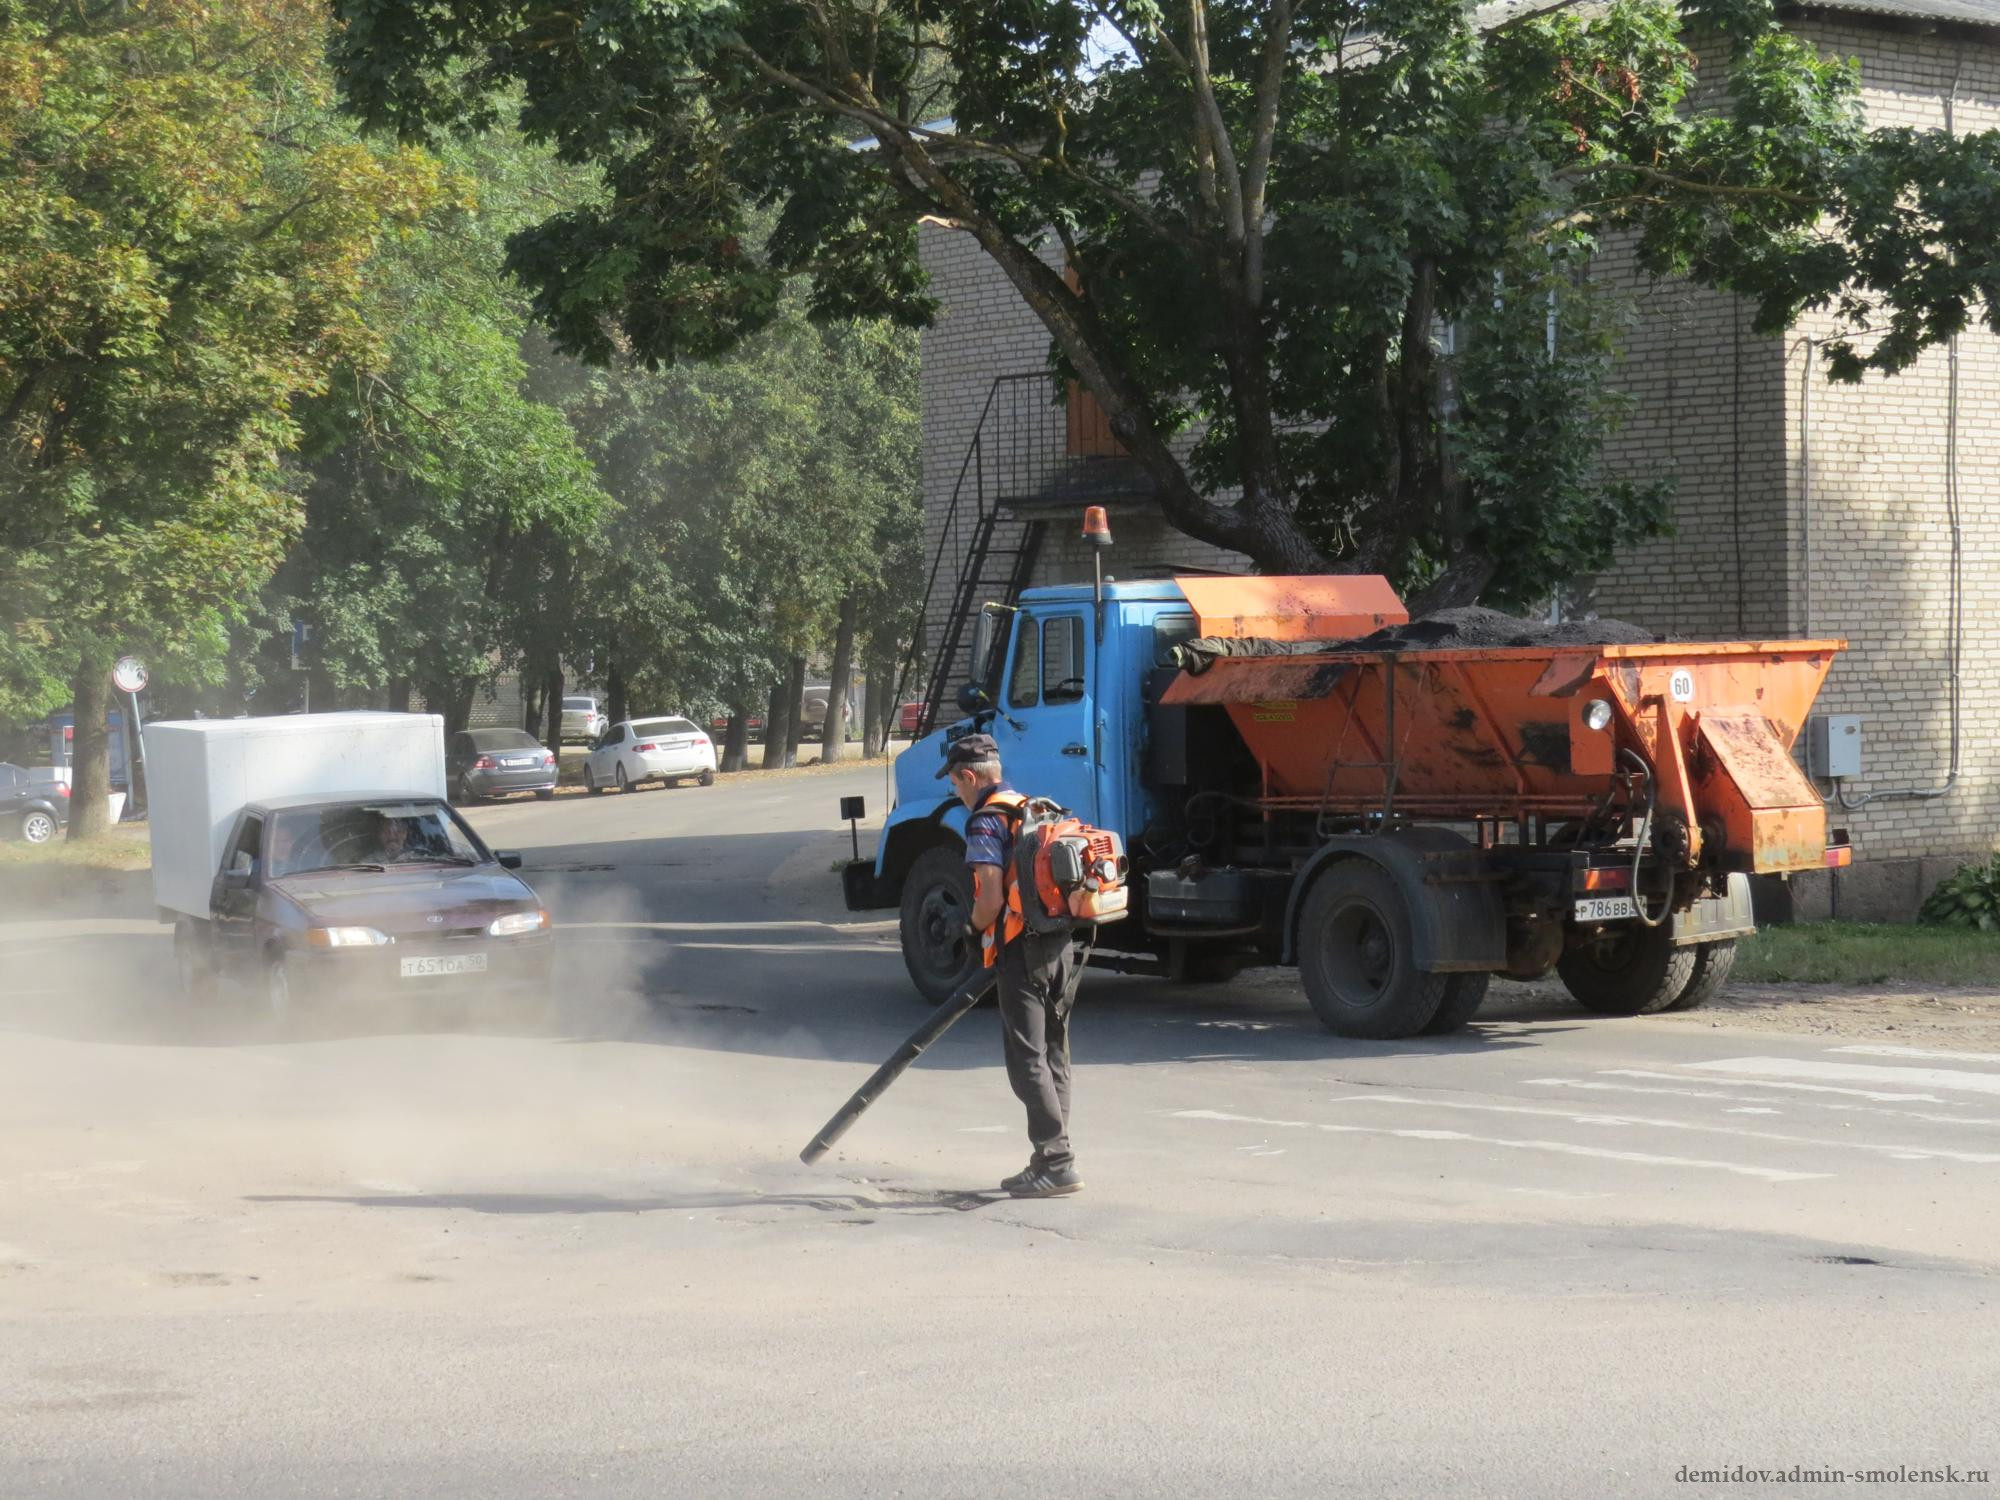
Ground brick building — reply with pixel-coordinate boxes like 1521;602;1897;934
914;0;1999;918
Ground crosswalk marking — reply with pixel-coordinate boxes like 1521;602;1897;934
1600;1067;1944;1103
1527;1077;2000;1128
1318;1093;2000;1166
1830;1045;2000;1066
1169;1109;1831;1182
1686;1057;2000;1097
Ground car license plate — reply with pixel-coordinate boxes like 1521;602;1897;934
400;953;489;978
1573;896;1638;923
502;756;533;767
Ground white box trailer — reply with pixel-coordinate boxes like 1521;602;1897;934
142;712;446;920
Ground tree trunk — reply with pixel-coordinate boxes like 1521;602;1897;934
821;594;858;762
522;675;543;734
387;675;411;714
762;679;790;769
721;709;750;773
541;666;564;757
605;659;628;729
861;663;884;760
785;655;807;767
440;681;476;737
65;647;111;840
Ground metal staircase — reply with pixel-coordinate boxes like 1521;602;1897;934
893;375;1062;741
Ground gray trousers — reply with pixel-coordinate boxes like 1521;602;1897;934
996;930;1078;1169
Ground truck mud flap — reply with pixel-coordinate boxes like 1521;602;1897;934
842;858;897;912
1670;872;1755;947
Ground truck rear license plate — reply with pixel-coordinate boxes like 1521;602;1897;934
1573;896;1638;923
400;954;488;978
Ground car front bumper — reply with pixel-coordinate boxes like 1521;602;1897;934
280;931;555;1001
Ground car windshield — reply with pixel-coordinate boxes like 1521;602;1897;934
562;698;595;711
467;729;540;751
632;718;697;738
268;800;487;877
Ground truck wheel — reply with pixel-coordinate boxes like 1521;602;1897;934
1297;861;1448;1038
899;846;979;1005
175;918;219;1004
1419;972;1491;1035
1664;939;1738;1012
1557;923;1697;1016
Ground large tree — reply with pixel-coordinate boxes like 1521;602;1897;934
333;0;2000;609
0;0;443;833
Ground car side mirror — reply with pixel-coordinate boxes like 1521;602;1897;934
496;851;523;870
956;683;992;715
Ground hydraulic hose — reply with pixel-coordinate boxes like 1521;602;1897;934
1618;749;1672;930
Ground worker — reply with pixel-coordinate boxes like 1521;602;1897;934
941;732;1085;1199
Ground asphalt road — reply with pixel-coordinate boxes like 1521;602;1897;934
2;766;1997;1498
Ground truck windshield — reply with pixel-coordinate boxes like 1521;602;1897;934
268;801;487;877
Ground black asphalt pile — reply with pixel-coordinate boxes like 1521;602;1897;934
1175;608;1662;672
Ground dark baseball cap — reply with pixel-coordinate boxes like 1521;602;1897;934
935;732;1001;778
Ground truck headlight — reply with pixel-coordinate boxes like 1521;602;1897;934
1582;698;1615;732
487;909;550;937
307;926;390;948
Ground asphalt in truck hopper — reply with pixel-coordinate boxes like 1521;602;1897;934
3;767;1998;1498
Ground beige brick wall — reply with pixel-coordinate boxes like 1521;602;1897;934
1593;18;2000;874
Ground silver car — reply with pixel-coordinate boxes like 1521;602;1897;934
559;695;606;744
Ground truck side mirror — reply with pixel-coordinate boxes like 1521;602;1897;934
220;868;254;892
956;683;992;715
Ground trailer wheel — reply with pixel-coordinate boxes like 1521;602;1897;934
1557;924;1697;1016
1419;972;1491;1035
174;918;219;1004
1664;940;1738;1012
1297;862;1448;1038
899;846;980;1005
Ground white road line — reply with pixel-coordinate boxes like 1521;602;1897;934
1600;1068;1944;1103
1527;1077;2000;1129
1687;1057;2000;1098
1831;1045;2000;1066
1319;1094;2000;1166
1167;1109;1830;1183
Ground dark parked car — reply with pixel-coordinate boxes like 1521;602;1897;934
446;728;557;803
0;762;70;844
176;793;553;1017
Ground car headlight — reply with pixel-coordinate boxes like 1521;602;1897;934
307;926;390;948
1582;698;1615;733
487;909;551;937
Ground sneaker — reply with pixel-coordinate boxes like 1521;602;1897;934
1006;1163;1084;1198
999;1161;1041;1194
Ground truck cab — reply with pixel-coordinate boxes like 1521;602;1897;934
850;580;1200;999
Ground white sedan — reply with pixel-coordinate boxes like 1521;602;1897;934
583;716;718;794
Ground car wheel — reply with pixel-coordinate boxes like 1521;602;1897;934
453;774;476;806
263;951;293;1026
615;764;630;793
698;769;715;787
20;809;57;844
175;918;219;1004
585;765;602;796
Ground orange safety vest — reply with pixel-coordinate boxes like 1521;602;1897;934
974;790;1030;967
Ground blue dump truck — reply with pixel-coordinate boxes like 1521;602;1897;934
844;533;1850;1039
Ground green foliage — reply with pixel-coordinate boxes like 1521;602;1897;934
1920;856;2000;932
0;0;445;723
331;0;2000;604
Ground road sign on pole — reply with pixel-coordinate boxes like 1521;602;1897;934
112;656;148;694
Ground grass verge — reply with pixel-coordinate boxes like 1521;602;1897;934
1737;922;2000;987
0;824;151;872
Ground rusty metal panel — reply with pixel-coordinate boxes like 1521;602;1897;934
1695;710;1829;873
1174;574;1408;642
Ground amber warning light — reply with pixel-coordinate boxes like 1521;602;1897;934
1082;506;1113;548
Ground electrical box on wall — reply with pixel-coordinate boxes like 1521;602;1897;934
1807;714;1864;779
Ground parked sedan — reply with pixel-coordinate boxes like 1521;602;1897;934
447;728;557;803
559;695;607;744
0;762;70;844
584;717;717;794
